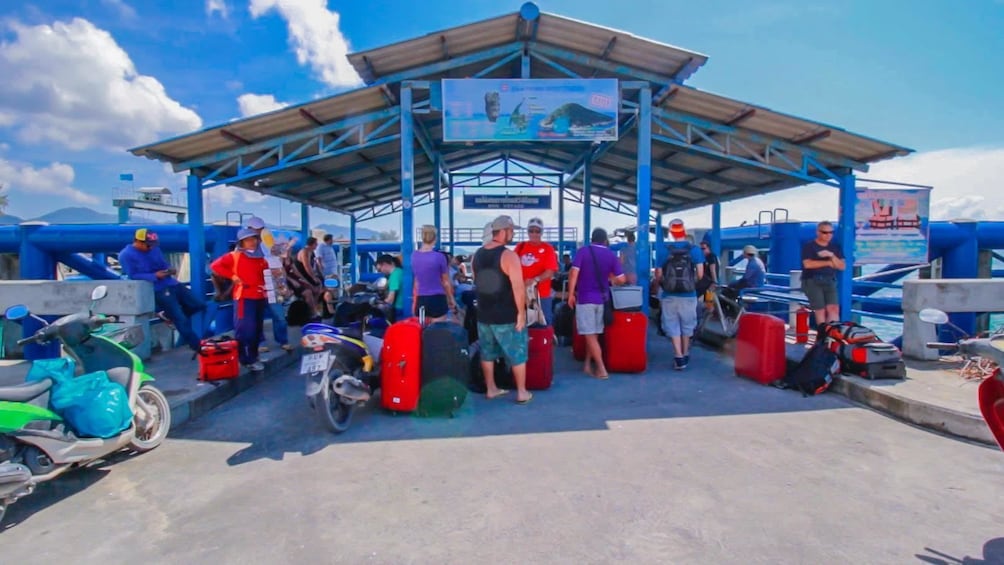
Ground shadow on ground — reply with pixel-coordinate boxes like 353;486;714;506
173;333;857;466
916;538;1004;564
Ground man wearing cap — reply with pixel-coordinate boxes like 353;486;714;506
119;228;205;353
471;215;533;404
730;245;766;291
619;230;638;285
211;229;269;371
515;217;559;326
246;217;292;352
568;228;627;379
654;219;704;370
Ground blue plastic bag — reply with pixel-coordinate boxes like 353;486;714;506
26;357;133;438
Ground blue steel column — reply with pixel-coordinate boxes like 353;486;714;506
558;180;565;258
838;173;856;322
448;175;456;255
300;203;310;242
18;224;56;279
583;162;592;246
187;174;207;336
942;220;979;336
400;84;416;317
433;156;442;245
710;203;722;256
654;212;665;268
636;87;652;315
349;215;358;284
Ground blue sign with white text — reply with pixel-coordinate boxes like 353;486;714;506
463;194;552;210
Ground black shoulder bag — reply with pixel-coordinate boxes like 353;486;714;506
587;246;615;327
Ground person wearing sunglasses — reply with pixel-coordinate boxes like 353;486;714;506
801;221;846;325
515;217;558;326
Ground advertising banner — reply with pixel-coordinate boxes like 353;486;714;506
442;78;619;142
463;194;552;210
853;187;931;265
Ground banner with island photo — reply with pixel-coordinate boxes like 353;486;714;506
853;187;932;265
442;78;619;142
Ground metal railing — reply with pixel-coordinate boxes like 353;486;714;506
419;226;578;244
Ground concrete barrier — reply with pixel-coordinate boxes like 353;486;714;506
901;279;1004;360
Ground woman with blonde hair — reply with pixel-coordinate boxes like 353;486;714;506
410;225;456;321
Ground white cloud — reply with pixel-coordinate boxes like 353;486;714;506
237;93;289;117
0;158;99;205
101;0;137;19
0;18;202;151
206;0;229;18
248;0;363;88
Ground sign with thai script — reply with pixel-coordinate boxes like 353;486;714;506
463;194;552;210
853;187;931;264
442;79;619;142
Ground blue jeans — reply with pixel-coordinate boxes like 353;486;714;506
258;301;288;346
540;297;554;326
155;284;205;351
234;298;266;365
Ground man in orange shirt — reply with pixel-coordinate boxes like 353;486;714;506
211;229;269;371
515;217;559;325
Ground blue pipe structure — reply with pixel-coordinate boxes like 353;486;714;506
941;220;979;336
55;253;121;280
635;86;652;314
400;84;416;317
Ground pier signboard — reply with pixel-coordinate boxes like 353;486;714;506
463;194;552;210
442;79;619;142
853;187;931;264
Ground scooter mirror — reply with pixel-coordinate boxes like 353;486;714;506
919;308;949;325
324;278;340;289
4;304;29;321
91;285;109;301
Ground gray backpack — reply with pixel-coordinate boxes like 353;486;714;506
660;245;696;294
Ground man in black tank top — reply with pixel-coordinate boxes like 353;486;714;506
471;215;533;404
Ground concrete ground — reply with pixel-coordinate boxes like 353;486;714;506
2;332;1003;564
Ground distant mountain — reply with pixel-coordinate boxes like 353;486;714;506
0;214;24;225
33;207;120;224
314;223;382;240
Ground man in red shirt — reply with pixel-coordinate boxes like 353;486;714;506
211;229;269;371
515;217;559;325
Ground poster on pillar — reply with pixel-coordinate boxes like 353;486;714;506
441;79;619;142
853;187;931;264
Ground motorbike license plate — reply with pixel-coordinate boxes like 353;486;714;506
300;351;330;375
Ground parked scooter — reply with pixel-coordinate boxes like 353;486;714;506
920;308;1004;452
302;278;390;433
0;285;171;523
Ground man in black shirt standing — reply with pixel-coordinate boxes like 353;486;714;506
801;221;846;325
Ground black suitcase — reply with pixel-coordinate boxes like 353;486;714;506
467;340;513;393
463;301;479;344
418;321;470;416
553;301;573;339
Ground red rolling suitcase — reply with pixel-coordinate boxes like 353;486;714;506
603;311;648;373
526;326;555;390
380;317;423;412
572;319;586;361
979;374;1004;452
198;337;239;381
734;313;786;384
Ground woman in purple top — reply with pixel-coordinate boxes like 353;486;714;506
567;228;627;379
411;225;457;321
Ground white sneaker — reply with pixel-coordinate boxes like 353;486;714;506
249;362;265;372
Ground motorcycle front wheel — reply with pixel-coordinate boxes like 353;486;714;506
315;379;355;434
129;385;172;452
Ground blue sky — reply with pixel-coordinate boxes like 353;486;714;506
1;0;1002;232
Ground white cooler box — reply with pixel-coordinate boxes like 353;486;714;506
611;286;643;311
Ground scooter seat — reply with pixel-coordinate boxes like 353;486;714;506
0;378;53;402
105;367;134;391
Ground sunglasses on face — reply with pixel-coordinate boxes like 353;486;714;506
528;228;541;233
819;230;833;234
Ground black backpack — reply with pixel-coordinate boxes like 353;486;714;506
783;338;840;396
660;245;697;294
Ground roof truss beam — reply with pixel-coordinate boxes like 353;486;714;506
528;42;677;87
369;41;524;86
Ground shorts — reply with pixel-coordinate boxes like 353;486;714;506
416;294;449;318
477;322;528;367
575;303;605;335
802;277;838;310
660;295;698;337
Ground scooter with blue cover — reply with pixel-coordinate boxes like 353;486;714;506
0;285;171;524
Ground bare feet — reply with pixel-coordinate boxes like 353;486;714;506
486;388;510;400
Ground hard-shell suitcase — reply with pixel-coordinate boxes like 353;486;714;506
603;311;648;373
418;321;469;416
979;374;1004;452
380;317;423;412
572;318;587;361
198;337;239;381
734;313;786;384
526;326;555;390
842;343;906;379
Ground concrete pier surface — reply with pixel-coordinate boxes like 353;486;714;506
2;328;1002;564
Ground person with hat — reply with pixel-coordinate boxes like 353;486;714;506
211;229;270;371
515;217;559;326
619;230;638;285
729;245;766;291
567;227;627;379
245;217;293;352
119;227;205;354
654;218;705;370
471;215;533;404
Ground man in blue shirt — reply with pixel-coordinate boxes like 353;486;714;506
119;228;205;353
730;245;766;290
653;219;705;370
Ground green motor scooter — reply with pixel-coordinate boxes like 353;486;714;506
0;285;171;524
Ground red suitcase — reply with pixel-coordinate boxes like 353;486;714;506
979;374;1004;452
380;317;423;412
526;326;555;390
198;337;239;381
603;311;648;373
572;319;586;361
734;313;786;384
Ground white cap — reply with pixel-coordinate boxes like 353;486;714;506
743;245;758;255
247;216;266;229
